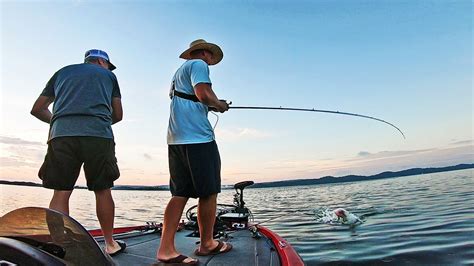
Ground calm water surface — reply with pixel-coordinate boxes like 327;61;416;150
1;169;473;265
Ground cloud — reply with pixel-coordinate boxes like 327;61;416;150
352;149;436;162
337;144;473;177
0;136;43;146
263;159;319;170
449;139;473;146
223;171;258;176
0;136;46;178
250;143;474;182
215;127;272;142
0;156;38;168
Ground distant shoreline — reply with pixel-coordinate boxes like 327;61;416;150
249;163;473;188
1;163;472;191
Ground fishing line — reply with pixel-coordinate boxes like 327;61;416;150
228;105;406;139
210;111;219;130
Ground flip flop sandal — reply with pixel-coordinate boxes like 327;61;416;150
158;254;199;265
194;240;233;256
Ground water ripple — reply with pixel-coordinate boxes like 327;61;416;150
1;169;473;265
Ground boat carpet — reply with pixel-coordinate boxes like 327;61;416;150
97;229;281;266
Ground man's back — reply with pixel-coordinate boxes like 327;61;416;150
30;49;125;257
42;63;121;140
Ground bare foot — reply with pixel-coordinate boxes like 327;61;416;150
105;240;126;256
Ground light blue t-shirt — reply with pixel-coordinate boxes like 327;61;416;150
167;59;214;145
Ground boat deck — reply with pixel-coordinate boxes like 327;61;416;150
97;229;281;266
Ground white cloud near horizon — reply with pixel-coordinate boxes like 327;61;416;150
238;142;474;183
0;135;46;166
0;136;47;181
215;127;273;142
1;134;472;185
0;136;44;146
448;139;473;146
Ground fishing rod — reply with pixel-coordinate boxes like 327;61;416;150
227;105;406;139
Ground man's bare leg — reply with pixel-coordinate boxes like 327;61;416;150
197;194;232;253
49;190;73;214
94;188;121;254
157;196;196;263
197;194;218;250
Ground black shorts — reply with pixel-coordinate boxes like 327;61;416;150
168;140;221;198
39;136;120;191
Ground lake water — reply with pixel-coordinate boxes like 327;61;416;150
1;169;473;265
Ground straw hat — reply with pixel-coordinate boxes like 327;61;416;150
179;39;223;65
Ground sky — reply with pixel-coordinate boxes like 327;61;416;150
0;0;472;186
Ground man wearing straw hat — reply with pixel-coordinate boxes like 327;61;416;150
157;39;231;264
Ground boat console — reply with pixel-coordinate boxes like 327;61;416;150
0;207;115;265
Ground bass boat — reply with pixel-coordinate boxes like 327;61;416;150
0;181;304;265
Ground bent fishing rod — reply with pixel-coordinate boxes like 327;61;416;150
226;104;405;139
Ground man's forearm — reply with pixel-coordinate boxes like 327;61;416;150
111;97;123;124
194;83;228;112
31;96;53;124
112;116;122;125
199;93;220;107
32;109;52;124
195;85;220;106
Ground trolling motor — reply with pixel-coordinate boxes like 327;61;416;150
233;181;254;213
219;181;254;229
184;181;255;237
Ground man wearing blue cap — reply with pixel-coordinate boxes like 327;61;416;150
31;49;125;256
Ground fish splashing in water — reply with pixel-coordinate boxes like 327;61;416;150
315;208;363;226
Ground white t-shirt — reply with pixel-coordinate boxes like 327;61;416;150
167;59;215;145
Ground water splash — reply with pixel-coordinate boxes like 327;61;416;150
314;208;363;226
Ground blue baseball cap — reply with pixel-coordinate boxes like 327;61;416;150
84;49;116;71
